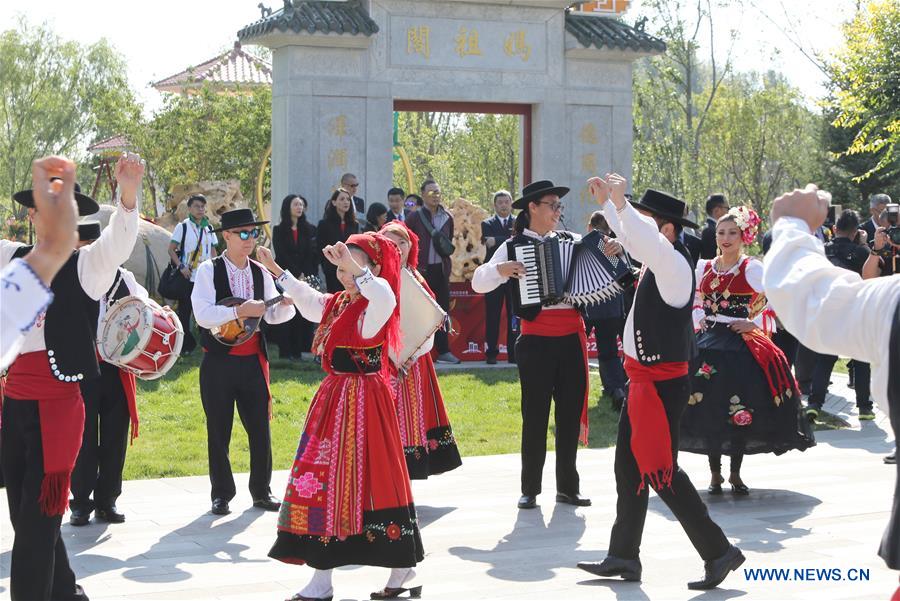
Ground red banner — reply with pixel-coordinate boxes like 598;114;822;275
444;282;599;362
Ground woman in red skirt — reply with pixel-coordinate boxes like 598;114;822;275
257;235;423;601
380;221;462;479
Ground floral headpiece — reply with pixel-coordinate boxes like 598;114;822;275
726;206;761;245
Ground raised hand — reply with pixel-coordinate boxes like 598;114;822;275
587;176;610;205
322;242;364;276
115;152;145;209
770;184;828;233
25;156;79;285
255;246;284;277
605;173;628;209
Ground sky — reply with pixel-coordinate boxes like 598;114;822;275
1;0;859;115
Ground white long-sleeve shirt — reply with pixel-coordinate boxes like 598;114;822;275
601;201;694;360
0;202;139;357
471;228;581;312
98;268;149;328
763;217;900;414
0;259;53;370
276;268;396;340
191;254;294;329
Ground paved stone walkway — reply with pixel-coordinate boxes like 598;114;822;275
1;375;897;600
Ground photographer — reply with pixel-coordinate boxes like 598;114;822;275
763;184;899;576
807;210;880;420
872;203;900;277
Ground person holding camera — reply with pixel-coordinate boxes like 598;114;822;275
167;194;218;355
862;193;890;241
806;209;881;420
763;183;899;582
872;203;900;277
406;179;460;364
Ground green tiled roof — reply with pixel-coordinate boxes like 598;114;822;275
565;14;666;53
238;0;379;41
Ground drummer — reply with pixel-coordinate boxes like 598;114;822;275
191;208;295;516
68;222;148;527
0;153;143;601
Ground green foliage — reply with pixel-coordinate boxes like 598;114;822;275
392;111;519;208
0;17;141;208
125;357;617;480
827;0;900;184
132;86;272;198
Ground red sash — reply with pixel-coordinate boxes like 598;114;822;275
521;308;589;445
4;352;85;516
623;356;688;494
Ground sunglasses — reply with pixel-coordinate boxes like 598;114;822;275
232;228;261;240
539;200;563;212
404;200;416;207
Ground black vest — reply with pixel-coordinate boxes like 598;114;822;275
198;256;268;358
12;246;99;382
631;240;697;365
508;230;576;322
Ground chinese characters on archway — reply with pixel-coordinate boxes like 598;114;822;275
405;24;533;64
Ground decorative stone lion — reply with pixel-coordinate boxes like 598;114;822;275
446;197;489;282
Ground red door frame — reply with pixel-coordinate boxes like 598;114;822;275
392;100;532;185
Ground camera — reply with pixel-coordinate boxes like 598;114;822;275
824;204;841;229
885;204;900;246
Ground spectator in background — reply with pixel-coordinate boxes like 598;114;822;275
700;194;730;260
340;172;366;223
386;187;409;223
480;190;517;364
862;193;890;241
364;202;389;232
272;194;318;359
406;194;423;213
168;194;218;355
317;188;360;292
407;179;460;364
581;211;628;411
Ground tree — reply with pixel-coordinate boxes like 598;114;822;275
828;0;900;183
132;86;272;199
0;18;141;207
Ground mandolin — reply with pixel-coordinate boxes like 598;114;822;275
209;274;322;346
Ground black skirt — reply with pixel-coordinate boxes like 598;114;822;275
680;325;815;456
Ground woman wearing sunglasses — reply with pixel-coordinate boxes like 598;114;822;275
191;208;297;517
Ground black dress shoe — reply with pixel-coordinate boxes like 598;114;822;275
73;583;90;601
370;585;423;599
556;492;591;506
253;494;282;511
687;545;745;590
486;356;498;365
517;495;537;509
730;482;750;495
95;506;125;523
886;453;897;465
578;555;642;581
69;508;91;527
211;498;231;515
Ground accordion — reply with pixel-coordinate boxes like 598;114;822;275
508;231;636;308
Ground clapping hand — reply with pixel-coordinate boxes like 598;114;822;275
587;176;610;205
115;152;145;209
587;173;629;210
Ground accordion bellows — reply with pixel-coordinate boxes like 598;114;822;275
509;231;635;308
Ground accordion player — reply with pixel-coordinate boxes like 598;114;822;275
506;230;637;309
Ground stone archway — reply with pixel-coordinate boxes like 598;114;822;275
238;0;664;230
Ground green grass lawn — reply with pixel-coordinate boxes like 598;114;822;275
124;357;620;480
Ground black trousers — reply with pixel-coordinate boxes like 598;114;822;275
199;353;273;501
177;283;196;353
1;397;79;601
71;362;130;512
585;318;627;393
809;353;872;409
516;333;586;497
773;328;799;369
794;344;816;394
484;283;517;361
424;264;451;355
608;375;730;561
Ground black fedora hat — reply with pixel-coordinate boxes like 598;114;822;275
631;189;699;229
513;180;570;210
78;221;102;242
213;208;269;233
13;180;100;217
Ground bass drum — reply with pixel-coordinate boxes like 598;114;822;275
97;296;183;380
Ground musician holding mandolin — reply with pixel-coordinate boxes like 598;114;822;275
471;180;593;511
190;208;295;517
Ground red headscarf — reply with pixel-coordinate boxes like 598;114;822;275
347;233;402;355
379;220;435;297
